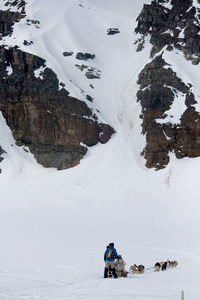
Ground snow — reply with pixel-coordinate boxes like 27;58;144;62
0;0;200;299
156;87;187;125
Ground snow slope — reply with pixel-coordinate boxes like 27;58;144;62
0;0;200;299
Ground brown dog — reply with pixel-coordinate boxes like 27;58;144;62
170;260;178;267
129;265;137;274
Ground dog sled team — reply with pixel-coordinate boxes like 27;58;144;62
153;259;178;272
104;243;178;278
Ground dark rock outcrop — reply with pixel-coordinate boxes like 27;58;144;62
0;46;115;170
107;28;120;35
0;0;25;38
75;64;101;79
135;0;200;63
135;0;200;169
63;51;73;57
76;52;95;60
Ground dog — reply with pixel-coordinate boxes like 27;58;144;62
129;264;137;274
136;264;145;274
167;258;171;268
129;264;145;274
169;260;178;267
154;262;161;272
162;261;167;271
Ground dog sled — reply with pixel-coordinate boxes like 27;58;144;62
115;255;128;277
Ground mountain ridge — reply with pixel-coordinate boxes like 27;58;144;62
0;0;200;172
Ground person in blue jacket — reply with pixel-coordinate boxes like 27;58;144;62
104;242;118;278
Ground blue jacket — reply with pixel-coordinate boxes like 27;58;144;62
104;246;118;262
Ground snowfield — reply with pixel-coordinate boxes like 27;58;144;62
0;0;200;299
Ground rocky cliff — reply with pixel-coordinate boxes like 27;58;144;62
0;1;115;170
135;0;200;169
1;0;200;172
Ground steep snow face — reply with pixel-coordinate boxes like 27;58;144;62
87;0;152;17
0;1;200;299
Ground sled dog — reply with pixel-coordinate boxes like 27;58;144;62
162;262;167;271
154;262;161;272
129;264;137;274
170;260;178;267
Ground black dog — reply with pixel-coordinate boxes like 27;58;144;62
162;262;167;271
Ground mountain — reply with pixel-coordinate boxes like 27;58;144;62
0;0;200;299
1;0;200;172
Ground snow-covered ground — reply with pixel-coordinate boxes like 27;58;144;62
1;0;200;299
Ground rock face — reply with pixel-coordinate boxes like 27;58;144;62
135;0;200;64
0;46;115;170
135;0;200;169
0;0;25;38
0;2;115;170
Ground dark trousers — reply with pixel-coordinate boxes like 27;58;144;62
104;267;118;278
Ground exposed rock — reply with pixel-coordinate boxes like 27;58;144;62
23;40;33;46
135;0;200;169
136;42;144;52
85;68;101;79
0;46;115;169
75;64;88;71
29;144;87;170
26;19;40;28
76;52;95;60
136;54;199;169
75;64;101;79
174;107;200;158
86;94;93;102
0;9;24;38
107;28;120;35
135;2;169;36
185;92;197;107
137;55;188;111
63;51;73;57
4;0;26;13
99;124;115;144
135;0;200;62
